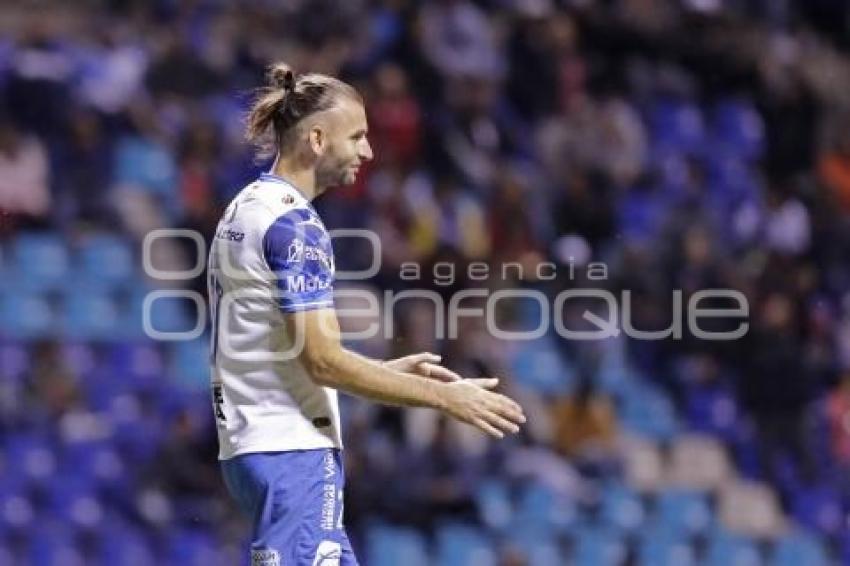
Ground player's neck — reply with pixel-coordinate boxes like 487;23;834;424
269;157;318;201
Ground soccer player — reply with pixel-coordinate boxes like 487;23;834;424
207;63;526;566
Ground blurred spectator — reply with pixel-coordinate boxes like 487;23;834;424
825;371;850;468
549;378;619;476
0;115;50;231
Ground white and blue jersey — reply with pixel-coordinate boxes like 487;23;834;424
209;173;358;565
208;172;342;460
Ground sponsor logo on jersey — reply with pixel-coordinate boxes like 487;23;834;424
216;227;245;242
312;540;341;566
252;548;280;566
304;246;334;273
286;275;332;293
287;239;305;263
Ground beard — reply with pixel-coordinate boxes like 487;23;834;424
316;153;357;189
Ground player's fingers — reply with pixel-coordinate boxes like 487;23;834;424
492;392;524;418
419;362;461;382
409;352;441;365
486;394;525;423
482;409;521;435
471;416;504;439
466;378;499;390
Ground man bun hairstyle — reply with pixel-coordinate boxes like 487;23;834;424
245;62;362;161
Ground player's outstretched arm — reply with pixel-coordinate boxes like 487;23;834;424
285;308;526;438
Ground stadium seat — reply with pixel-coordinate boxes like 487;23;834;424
4;433;57;488
103;341;165;392
97;522;157;566
76;234;135;289
718;480;785;538
573;527;627;566
166;528;219;566
650;99;706;154
0;291;57;339
791;486;843;538
474;479;513;532
666;434;732;492
10;233;71;292
61;290;121;340
705;530;762;566
168;338;211;389
366;524;430;566
512;481;579;535
620;382;679;440
0;484;35;533
637;529;696;566
45;475;104;531
435;523;497;566
508;337;576;395
599;482;645;534
503;530;566;566
622;434;665;493
770;531;828;566
654;489;713;538
26;521;86;566
710;98;765;161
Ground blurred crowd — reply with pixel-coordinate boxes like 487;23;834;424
4;0;850;562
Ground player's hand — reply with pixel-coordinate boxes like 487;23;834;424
385;352;461;383
438;378;526;439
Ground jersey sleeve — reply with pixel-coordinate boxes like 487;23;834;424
262;211;335;313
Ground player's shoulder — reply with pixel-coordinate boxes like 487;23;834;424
230;175;313;230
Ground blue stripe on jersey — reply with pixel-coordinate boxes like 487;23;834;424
262;208;335;313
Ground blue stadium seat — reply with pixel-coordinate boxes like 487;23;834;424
650;99;706;154
169;338;211;389
105;341;165;382
638;530;696;566
704;155;761;209
573;527;627;566
10;233;71;292
509;337;576;395
770;531;828;566
0;291;57;339
512;482;578;535
710;98;765;161
599;483;645;534
166;528;219;566
791;486;843;538
3;433;57;488
61;290;120;339
654;490;712;538
474;478;513;532
45;475;104;531
366;524;430;566
705;531;762;566
98;522;157;566
0;484;35;533
504;529;566;566
76;234;135;289
128;285;199;341
435;523;496;566
620;381;679;439
26;521;85;565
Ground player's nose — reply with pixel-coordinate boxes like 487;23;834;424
360;139;373;162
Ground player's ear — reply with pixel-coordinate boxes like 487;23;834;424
308;125;325;156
